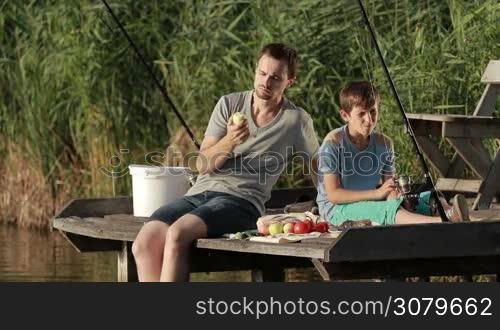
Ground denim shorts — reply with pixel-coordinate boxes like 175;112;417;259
149;191;260;237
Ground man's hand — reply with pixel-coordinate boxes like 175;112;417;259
375;178;399;200
226;115;249;146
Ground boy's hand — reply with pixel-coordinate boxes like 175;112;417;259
375;178;399;200
226;116;249;146
387;188;402;200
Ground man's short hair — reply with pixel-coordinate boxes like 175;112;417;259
257;43;298;78
339;81;380;113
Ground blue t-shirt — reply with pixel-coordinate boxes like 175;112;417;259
316;125;395;220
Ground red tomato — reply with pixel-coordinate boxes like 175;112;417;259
314;222;329;233
302;219;314;233
293;222;309;234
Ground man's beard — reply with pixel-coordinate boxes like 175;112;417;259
255;87;272;100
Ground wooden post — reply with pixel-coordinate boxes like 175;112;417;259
117;241;138;282
311;259;331;281
473;151;500;210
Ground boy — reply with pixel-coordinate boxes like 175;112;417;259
316;81;469;226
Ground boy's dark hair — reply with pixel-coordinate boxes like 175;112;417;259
257;43;298;78
339;81;379;113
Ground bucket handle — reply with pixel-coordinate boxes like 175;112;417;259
184;171;197;186
137;167;197;186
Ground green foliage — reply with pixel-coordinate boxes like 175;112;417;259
1;0;499;197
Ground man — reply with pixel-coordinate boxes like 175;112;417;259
132;43;319;282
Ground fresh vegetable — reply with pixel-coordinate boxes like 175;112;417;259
302;219;314;233
314;222;329;233
293;222;309;234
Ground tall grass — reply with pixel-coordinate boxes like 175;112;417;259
0;0;498;228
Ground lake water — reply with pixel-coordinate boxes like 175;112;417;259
0;224;258;282
0;223;324;282
0;224;117;282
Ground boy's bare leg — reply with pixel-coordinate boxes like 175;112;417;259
395;208;441;225
132;221;169;282
160;214;208;282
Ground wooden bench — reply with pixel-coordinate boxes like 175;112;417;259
53;189;500;282
408;60;500;210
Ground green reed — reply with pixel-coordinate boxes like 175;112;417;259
0;0;498;227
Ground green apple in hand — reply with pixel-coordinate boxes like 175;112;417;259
232;112;246;125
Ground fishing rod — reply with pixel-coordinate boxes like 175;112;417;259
100;0;200;150
356;0;448;222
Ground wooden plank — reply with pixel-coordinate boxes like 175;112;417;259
188;249;313;273
446;153;466;178
117;241;138;282
58;231;122;252
304;237;340;245
103;214;150;222
470;139;492;168
446;138;490;178
407;113;460;122
195;238;328;259
321;256;500;280
473;84;500;116
470;208;500;221
407;113;496;123
473;151;500;210
324;221;500;263
407;118;442;136
481;60;500;83
415;136;449;176
436;178;482;193
56;196;133;218
53;216;144;241
310;258;331;281
444;120;500;138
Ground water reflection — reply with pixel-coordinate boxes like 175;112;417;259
0;224;116;282
0;224;322;282
0;224;253;282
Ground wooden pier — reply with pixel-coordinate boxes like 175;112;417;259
53;190;500;282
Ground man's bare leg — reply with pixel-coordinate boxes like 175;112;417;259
132;221;169;282
160;214;208;282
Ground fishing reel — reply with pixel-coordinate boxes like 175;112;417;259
394;174;442;215
393;175;425;212
394;175;413;195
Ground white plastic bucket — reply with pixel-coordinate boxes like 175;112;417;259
129;165;193;217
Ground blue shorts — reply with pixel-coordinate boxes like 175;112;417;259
149;191;260;237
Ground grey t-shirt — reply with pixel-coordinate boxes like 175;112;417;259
186;90;319;215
